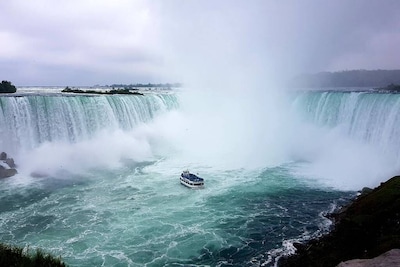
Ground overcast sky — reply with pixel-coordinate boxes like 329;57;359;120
1;0;400;86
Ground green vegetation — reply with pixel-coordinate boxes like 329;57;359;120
279;176;400;267
0;80;17;93
62;87;143;95
0;243;67;267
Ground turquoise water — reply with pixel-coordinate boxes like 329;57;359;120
0;161;353;266
1;88;400;266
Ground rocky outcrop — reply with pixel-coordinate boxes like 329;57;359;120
278;176;400;267
0;152;18;179
0;167;17;178
62;87;144;95
337;249;400;267
4;157;16;168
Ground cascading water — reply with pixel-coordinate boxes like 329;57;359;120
289;90;400;189
0;90;179;177
0;93;178;153
0;88;399;266
293;91;400;154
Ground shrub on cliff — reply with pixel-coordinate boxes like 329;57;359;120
0;243;67;266
0;80;17;93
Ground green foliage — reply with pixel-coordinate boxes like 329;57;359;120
0;80;17;93
0;243;67;267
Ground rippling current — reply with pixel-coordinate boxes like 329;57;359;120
0;161;354;266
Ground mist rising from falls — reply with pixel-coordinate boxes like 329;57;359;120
160;87;294;170
151;1;400;190
1;89;400;190
0;93;178;175
163;88;400;189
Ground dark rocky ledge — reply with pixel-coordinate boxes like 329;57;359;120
61;87;144;95
278;176;400;267
0;152;18;178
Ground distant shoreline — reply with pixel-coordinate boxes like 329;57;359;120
289;69;400;88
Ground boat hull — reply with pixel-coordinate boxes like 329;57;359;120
180;176;204;189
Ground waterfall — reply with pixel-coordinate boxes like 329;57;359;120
0;93;178;154
289;90;400;188
293;91;400;159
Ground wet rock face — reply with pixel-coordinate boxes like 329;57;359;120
0;152;18;179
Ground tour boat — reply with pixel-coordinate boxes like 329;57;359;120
180;170;204;188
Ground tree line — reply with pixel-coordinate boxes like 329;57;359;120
109;83;182;89
289;70;400;88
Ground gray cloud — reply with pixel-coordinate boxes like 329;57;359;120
0;0;162;85
1;0;400;86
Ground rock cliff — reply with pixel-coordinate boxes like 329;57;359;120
279;176;400;267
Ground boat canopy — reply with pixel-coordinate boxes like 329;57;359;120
181;171;204;182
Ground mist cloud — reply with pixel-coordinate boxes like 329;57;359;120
156;0;400;87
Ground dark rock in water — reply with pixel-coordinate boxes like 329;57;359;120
0;166;17;178
0;151;18;178
278;176;400;267
30;171;49;178
4;158;16;168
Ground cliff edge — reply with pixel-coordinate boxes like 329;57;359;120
279;176;400;267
